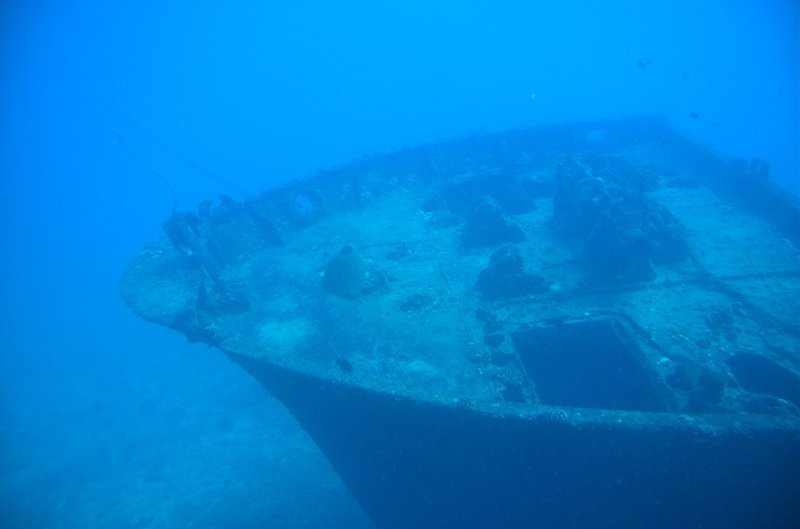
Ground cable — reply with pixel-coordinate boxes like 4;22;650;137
115;131;178;215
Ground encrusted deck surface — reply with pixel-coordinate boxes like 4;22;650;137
122;118;800;431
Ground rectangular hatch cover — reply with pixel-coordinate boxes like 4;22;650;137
512;317;669;412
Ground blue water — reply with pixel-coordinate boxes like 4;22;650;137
0;1;797;527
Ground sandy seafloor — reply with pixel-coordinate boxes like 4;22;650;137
0;331;373;529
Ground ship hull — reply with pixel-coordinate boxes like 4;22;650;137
233;354;800;529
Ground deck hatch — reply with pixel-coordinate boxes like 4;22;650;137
512;317;668;412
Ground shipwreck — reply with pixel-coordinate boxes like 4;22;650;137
121;117;800;529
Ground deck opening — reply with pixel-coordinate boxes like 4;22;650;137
727;352;800;408
512;317;668;412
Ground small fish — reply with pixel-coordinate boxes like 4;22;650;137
336;356;354;373
637;58;651;69
689;111;700;120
